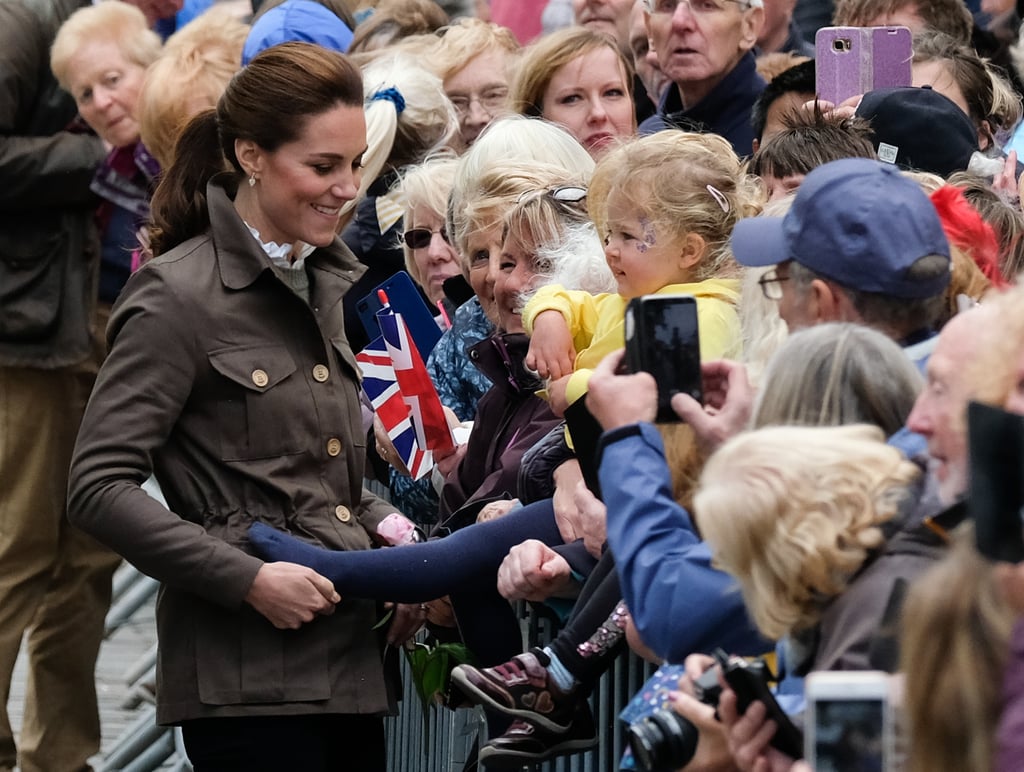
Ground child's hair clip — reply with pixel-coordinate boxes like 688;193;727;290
706;184;730;213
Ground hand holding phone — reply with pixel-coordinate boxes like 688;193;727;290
624;294;702;423
713;650;804;760
804;670;895;770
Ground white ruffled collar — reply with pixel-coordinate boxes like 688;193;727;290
245;223;316;271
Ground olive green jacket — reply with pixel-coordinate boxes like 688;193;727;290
69;179;396;724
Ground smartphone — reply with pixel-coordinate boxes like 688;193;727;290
624;294;702;423
968;401;1024;563
713;650;804;760
815;26;912;105
804;671;895;771
356;271;442;360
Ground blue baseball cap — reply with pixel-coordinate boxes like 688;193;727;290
731;158;951;299
242;0;354;66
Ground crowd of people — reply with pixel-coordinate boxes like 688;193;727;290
4;0;1024;769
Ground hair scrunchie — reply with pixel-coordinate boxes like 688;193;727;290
369;86;406;115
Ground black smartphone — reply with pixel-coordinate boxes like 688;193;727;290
713;650;804;760
968;400;1024;563
624;294;702;423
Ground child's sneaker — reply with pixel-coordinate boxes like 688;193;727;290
451;648;576;732
478;702;598;768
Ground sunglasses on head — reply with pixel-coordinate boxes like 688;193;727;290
403;227;450;249
516;186;589;206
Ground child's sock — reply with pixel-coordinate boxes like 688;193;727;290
542;647;579;692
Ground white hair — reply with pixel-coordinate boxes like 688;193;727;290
345;51;460;214
531;221;616;295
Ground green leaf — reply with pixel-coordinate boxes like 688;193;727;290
400;638;479;758
371;607;394;630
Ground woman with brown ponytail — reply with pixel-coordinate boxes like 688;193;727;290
67;42;424;771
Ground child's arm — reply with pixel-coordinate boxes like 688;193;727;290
526;310;576;381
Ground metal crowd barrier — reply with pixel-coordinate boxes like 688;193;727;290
385;603;657;772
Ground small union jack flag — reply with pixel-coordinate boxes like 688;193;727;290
356;336;434;480
356;296;454;480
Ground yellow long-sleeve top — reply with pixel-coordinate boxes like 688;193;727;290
523;280;742;407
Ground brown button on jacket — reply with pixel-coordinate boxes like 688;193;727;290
68;179;397;725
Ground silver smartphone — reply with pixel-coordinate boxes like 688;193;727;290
804;670;895;772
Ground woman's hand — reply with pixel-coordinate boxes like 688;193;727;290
718;688;802;772
245;562;340;630
526;310;576;381
586;349;657;429
573;481;607;558
383;601;430;646
476;498;519;523
374;415;410;476
434;442;467;479
671;360;754;453
991;150;1022;208
552;458;585;541
497;540;575;601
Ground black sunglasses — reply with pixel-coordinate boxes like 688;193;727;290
403;227;450;249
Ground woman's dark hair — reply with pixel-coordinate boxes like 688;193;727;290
150;42;363;255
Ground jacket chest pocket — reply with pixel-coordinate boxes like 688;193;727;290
207;345;304;460
0;226;68;342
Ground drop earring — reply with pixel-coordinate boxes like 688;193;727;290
248;172;257;187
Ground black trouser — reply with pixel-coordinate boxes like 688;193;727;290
547;550;627;694
181;713;386;771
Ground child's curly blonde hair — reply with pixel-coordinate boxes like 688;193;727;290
588;132;763;281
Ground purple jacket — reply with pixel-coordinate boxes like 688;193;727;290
996;618;1024;771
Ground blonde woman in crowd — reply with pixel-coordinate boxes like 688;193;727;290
51;1;163;304
339;49;459;349
696;425;934;671
137;6;248;169
510;26;636;158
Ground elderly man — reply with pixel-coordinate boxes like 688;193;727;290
731;157;951;364
638;0;766;155
0;0;178;770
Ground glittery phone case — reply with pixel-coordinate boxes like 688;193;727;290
815;26;912;106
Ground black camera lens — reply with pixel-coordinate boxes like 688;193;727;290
627;709;699;772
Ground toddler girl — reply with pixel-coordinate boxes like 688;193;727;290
524;131;760;415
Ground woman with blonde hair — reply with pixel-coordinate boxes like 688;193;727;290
696;424;924;655
396;155;461;307
51;0;163;305
428;17;520;148
510;26;636;158
339;50;459;349
136;6;248;170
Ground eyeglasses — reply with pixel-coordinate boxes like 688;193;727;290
647;0;759;16
757;268;790;300
403;227;449;249
516;186;589;205
448;87;509;119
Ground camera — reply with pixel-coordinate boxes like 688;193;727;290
626;666;721;772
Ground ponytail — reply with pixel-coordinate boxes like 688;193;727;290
149;109;231;256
